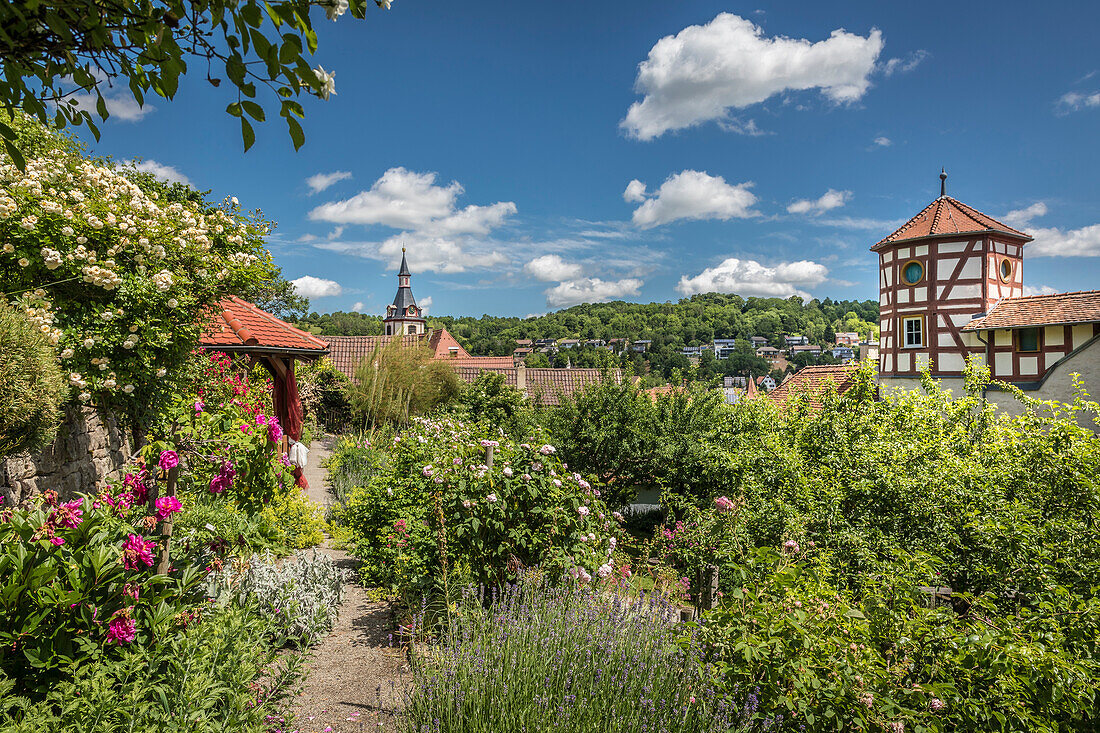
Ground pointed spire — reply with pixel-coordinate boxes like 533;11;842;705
939;168;947;198
398;246;411;277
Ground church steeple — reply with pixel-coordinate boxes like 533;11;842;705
384;247;427;336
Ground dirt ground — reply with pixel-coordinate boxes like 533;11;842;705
284;439;413;733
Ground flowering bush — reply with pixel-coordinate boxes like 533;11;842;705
0;490;206;692
0;301;68;457
0;115;277;416
334;417;618;595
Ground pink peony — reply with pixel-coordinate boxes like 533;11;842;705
612;511;624;522
422;465;434;477
106;610;137;644
480;439;499;448
122;534;156;570
267;418;283;443
782;539;801;554
123;583;141;601
538;444;556;455
597;563;613;578
158;450;179;472
209;461;236;494
714;496;736;513
49;537;65;546
155;496;182;521
577;506;590;516
194;400;204;414
53;498;84;528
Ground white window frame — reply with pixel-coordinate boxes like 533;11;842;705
902;315;925;348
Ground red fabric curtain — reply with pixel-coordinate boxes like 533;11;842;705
272;358;308;488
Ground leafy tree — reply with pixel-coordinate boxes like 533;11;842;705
460;371;533;437
524;352;550;368
0;0;393;165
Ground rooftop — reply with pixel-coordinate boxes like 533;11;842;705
962;290;1100;331
873;195;1031;250
200;297;329;355
326;333;428;376
767;364;862;409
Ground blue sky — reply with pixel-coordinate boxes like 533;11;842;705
78;0;1100;317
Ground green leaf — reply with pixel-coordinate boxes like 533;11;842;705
242;101;265;122
241;117;256;151
287;117;304;150
226;101;243;117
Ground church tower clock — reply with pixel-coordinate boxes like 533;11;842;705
383;249;427;336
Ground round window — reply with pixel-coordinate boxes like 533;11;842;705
999;258;1013;282
902;260;924;285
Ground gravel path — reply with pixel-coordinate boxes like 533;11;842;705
287;437;413;733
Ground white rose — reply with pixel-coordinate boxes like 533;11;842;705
60;348;74;359
82;338;95;348
156;368;167;378
167;298;178;308
122;384;135;394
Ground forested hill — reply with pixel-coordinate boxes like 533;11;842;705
297;293;878;357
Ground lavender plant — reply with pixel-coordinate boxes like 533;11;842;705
210;550;349;647
402;574;781;733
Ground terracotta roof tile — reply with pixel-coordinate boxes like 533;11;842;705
450;356;516;369
766;364;861;409
456;366;517;387
962;290;1100;331
526;368;614;406
873;196;1031;250
200;297;328;353
326;334;427;377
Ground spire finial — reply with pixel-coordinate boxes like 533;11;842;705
939;168;947;198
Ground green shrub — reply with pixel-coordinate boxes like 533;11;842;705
459;370;535;436
0;301;67;457
0;603;305;732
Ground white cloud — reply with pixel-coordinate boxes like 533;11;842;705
621;13;884;140
787;189;851;216
124;160;191;186
418;296;433;314
68;90;154;122
628;170;758;228
545;277;643;308
1057;91;1100;113
297;233;319;242
291;276;343;298
309;167;517;273
306;171;352;194
676;257;828;299
873;136;892;147
1028;224;1100;257
1023;284;1059;297
524;254;584;282
351;301;364;312
1002;202;1048;228
623;179;648;203
881;50;929;76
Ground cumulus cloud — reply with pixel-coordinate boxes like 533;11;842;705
873;136;892;147
306;170;352;194
418;296;433;314
675;257;828;299
1028;224;1100;257
351;301;364;312
1002;202;1048;228
623;179;648;203
881;50;929;76
291;276;343;298
309;167;517;273
69;90;154;122
525;254;584;282
787;189;851;216
124;160;191;186
621;13;884;140
1023;284;1059;297
627;170;758;228
1056;90;1100;113
545;277;643;308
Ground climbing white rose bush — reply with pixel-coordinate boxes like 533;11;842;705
0;118;277;414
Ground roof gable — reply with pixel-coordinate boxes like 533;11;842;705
201;297;329;354
873;196;1031;249
766;364;861;409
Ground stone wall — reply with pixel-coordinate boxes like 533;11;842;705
0;405;133;505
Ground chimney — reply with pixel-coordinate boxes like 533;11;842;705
516;362;526;392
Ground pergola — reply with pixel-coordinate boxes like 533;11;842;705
199;296;329;486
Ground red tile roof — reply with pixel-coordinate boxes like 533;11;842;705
456;366;517;387
962;290;1100;331
201;296;328;354
450;356;516;369
766;364;861;408
326;334;428;376
526;368;614;406
873;196;1031;250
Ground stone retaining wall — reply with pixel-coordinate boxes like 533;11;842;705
0;405;133;505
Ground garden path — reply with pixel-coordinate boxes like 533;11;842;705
288;437;412;733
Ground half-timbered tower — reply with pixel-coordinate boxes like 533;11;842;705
874;171;1032;378
875;173;1100;419
383;249;427;336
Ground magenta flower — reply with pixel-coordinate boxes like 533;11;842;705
209;461;236;494
714;496;736;513
267;418;283;443
123;583;141;601
49;537;65;546
52;498;84;528
123;470;149;504
106;610;137;644
122;534;156;570
155;496;182;521
422;465;434;477
194;400;204;414
782;539;801;554
158;450;179;472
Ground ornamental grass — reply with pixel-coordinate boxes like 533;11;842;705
402;574;778;733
